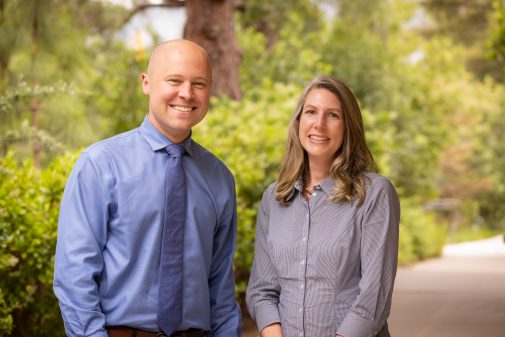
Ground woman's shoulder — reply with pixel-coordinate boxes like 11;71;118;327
263;181;278;199
363;172;397;194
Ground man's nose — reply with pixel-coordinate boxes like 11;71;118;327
178;82;193;99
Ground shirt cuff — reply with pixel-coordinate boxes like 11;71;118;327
253;303;281;333
88;332;108;337
336;311;380;337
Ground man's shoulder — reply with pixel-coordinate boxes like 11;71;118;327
190;140;233;177
83;128;141;159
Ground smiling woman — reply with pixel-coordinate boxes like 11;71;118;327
246;75;401;337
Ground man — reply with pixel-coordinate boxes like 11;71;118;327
53;39;242;337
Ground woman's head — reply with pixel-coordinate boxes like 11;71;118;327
289;76;368;169
276;75;375;205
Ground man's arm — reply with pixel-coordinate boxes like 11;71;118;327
53;152;113;337
207;180;242;337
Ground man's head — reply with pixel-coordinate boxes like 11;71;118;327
141;39;212;143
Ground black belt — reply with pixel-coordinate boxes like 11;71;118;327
107;326;207;337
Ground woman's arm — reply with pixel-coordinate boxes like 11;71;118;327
246;186;283;335
261;323;283;337
336;177;400;337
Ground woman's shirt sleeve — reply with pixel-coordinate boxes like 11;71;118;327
245;185;282;333
337;176;400;337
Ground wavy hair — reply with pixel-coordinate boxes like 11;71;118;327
276;75;376;206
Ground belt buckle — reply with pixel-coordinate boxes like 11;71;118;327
156;333;168;337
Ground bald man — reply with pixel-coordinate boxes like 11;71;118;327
54;39;242;337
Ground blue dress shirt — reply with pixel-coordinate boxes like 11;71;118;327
53;117;242;337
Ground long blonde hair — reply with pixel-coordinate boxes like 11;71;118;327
276;75;376;206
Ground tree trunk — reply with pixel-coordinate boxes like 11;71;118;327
183;0;242;100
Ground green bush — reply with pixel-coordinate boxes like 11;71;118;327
0;152;76;337
398;199;446;265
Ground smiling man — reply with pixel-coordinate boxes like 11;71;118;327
54;39;242;337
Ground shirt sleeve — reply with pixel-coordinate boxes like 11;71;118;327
245;186;282;333
208;177;242;337
53;151;114;337
337;176;400;337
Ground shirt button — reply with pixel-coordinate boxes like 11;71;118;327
299;307;303;312
312;192;316;196
300;284;304;289
302;237;307;241
299;333;303;337
300;260;305;265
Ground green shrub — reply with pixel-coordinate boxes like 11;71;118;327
398;199;446;265
0;152;76;336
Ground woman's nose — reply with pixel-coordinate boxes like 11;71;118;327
314;113;326;129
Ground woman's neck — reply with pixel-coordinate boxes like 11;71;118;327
306;160;330;189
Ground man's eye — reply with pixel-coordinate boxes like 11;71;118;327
168;79;182;85
193;82;206;89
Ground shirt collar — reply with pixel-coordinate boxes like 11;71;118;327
293;176;335;198
139;115;195;157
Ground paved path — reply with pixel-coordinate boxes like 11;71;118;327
389;235;505;337
242;235;505;337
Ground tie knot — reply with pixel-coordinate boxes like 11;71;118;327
166;144;185;158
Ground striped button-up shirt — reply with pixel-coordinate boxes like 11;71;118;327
246;173;400;337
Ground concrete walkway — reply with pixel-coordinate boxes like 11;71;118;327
389;235;505;337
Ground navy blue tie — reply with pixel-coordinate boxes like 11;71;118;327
158;144;186;335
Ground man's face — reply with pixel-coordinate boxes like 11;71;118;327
142;42;212;143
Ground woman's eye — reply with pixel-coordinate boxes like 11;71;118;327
328;112;342;119
304;109;316;115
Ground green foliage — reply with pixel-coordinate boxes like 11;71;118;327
398;199;446;265
422;0;504;81
238;12;331;91
0;0;135;164
83;38;149;137
450;225;502;244
0;151;76;336
488;0;505;62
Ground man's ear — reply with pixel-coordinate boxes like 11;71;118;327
141;73;150;95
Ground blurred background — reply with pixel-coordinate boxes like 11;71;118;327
1;0;505;336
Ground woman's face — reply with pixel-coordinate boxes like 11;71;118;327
298;88;345;170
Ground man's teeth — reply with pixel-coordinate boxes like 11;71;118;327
173;106;192;112
309;135;329;141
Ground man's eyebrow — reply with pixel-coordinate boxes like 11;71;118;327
164;74;209;82
192;77;210;82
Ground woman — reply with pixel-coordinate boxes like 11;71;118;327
246;75;400;337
